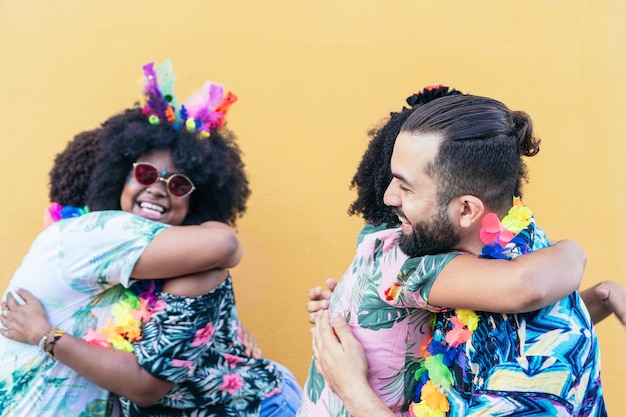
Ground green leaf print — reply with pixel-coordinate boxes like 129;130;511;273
357;290;409;331
79;399;109;417
96;285;131;306
327;390;351;417
402;357;423;410
71;307;98;336
0;357;56;414
304;358;325;404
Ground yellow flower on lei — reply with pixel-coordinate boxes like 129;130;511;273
501;197;532;234
421;380;450;411
409;401;446;417
111;296;141;329
83;289;148;352
455;309;479;331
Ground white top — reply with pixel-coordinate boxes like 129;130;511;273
0;211;167;417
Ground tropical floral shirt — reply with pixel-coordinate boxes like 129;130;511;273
119;276;282;417
297;224;458;417
430;223;606;416
402;223;606;417
0;211;168;417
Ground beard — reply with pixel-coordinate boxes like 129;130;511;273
398;205;461;257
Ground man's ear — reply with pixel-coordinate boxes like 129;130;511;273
449;195;485;229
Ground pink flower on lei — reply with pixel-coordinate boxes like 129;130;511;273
43;203;64;227
82;328;110;348
445;316;472;347
479;212;514;245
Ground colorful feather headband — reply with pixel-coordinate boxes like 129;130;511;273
140;60;237;138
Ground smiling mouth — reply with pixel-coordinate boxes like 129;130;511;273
393;209;413;233
139;202;165;216
393;210;409;224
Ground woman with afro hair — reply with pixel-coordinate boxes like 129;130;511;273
0;62;301;417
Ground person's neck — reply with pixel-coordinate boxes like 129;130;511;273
452;226;485;256
452;240;483;256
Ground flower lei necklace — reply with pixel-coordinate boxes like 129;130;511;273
43;202;90;227
44;202;162;352
408;197;533;417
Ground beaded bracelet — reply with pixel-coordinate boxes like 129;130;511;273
46;327;65;358
37;326;53;353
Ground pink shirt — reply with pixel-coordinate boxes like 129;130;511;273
298;225;456;417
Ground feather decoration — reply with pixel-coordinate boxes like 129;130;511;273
183;81;238;134
141;61;174;122
215;92;238;119
152;60;179;120
139;59;237;135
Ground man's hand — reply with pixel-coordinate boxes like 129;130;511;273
595;280;626;329
306;278;337;324
581;280;626;331
311;310;395;417
312;310;368;394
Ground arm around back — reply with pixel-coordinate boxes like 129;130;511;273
52;335;173;406
0;289;173;406
427;239;586;313
132;221;241;279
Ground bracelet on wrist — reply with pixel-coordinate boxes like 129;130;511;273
46;327;65;358
37;326;53;352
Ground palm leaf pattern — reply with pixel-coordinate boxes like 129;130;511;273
299;224;455;417
121;277;282;416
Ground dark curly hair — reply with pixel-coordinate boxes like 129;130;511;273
83;107;249;226
49;129;102;207
348;86;463;225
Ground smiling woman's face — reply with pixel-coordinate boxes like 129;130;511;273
120;148;190;226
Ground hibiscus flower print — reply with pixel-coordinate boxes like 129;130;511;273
192;322;215;347
219;373;245;395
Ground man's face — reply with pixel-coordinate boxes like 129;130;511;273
383;132;461;257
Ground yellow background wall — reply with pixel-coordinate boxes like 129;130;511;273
1;0;624;413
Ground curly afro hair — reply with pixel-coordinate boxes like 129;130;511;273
48;129;102;207
348;86;463;225
86;107;250;226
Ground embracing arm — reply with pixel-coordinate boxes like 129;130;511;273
428;239;586;313
132;221;242;279
0;289;171;406
49;334;171;406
